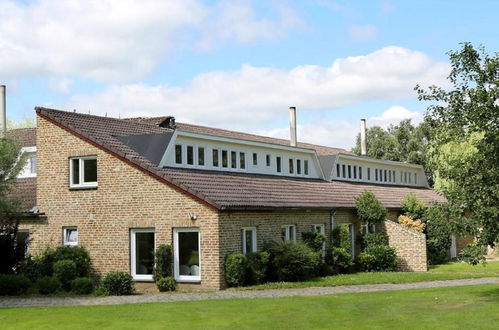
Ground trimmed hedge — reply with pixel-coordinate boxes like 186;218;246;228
53;260;78;291
156;277;176;292
36;276;59;295
266;241;320;282
355;191;387;224
71;277;94;294
0;274;31;296
153;244;172;281
224;253;247;287
357;245;398;272
102;271;134;296
325;247;352;274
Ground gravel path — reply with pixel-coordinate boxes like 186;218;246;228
1;277;498;309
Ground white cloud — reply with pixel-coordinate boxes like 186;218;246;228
0;0;301;82
48;78;73;94
51;46;448;133
370;105;423;127
349;24;377;40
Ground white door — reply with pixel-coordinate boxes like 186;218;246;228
130;228;155;281
450;235;457;258
174;228;201;282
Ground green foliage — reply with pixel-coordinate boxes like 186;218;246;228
0;274;31;295
355;191;387;224
357;245;398;272
332;225;352;250
401;194;427;220
416;42;499;249
301;230;326;252
325;247;353;274
362;232;389;249
33;246;92;279
19;257;41;282
266;241;320;282
36;276;59;295
423;203;454;265
156;277;176;292
53;260;77;291
71;277;94;295
153;244;172;281
458;243;486;266
102;271;134;296
224;253;247;287
245;251;269;285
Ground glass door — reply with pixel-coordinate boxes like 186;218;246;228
131;229;155;281
174;228;201;282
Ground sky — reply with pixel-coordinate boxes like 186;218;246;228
2;0;498;149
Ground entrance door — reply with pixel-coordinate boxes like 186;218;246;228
174;228;201;282
131;229;155;281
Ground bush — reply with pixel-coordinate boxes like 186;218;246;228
266;241;320;282
357;245;398;272
401;193;427;220
325;247;352;274
153;244;172;281
36;276;59;295
224;253;247;287
423;204;453;265
71;277;94;294
53;260;77;291
302;230;326;252
102;271;134;296
36;246;92;278
355;191;387;225
0;274;31;296
245;251;269;285
19;257;42;282
332;225;352;250
398;215;426;232
459;243;486;266
156;276;176;292
362;232;389;249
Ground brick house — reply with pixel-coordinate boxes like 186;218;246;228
11;107;447;290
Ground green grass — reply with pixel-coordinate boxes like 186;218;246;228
238;260;499;290
1;284;499;329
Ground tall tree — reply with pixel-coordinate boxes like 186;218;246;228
415;43;499;248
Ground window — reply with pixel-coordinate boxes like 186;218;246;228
186;146;194;165
346;224;355;258
16;230;29;259
404;172;408;183
342;165;346;178
231;151;237;169
198;147;205;166
30;154;37;174
281;225;296;241
361;223;376;234
175;145;182;164
353;166;357;179
304;160;309;175
359;166;363;180
367;168;371;180
253;153;258;166
222;150;228;168
409;173;412;184
131;228;155;281
392;170;396;182
212;149;219;167
375;169;378;181
289;158;294;174
266;154;271;166
70;157;97;188
400;172;403;182
297;159;301;174
348;165;351;179
241;228;257;254
414;173;417;185
336;164;340;177
63;227;78;246
388;170;392;182
384;170;387;182
276;156;281;173
240;152;246;169
174;228;200;282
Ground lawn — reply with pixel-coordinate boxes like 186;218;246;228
1;284;498;329
239;260;499;290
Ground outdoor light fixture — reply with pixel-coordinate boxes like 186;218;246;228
187;213;198;221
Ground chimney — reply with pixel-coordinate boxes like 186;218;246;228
158;116;176;129
0;85;6;138
289;106;297;147
360;119;367;156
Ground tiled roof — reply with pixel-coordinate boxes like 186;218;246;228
11;178;37;211
37;107;445;211
7;128;36;147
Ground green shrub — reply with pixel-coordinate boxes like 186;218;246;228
302;230;326;252
102;271;134;295
423;204;453;265
18;257;41;282
36;276;59;295
245;251;269;285
332;225;352;251
224;253;247;287
401;193;427;220
266;241;320;282
153;244;172;281
326;247;353;274
71;277;94;294
357;245;398;272
36;246;92;278
53;260;77;291
362;232;389;249
156;276;176;292
355;191;387;225
459;243;486;266
0;274;31;296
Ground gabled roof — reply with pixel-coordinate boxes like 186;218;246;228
36;107;446;211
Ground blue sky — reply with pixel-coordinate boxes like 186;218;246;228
2;0;498;148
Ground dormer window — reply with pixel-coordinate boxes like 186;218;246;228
342;165;346;178
239;152;246;169
70;156;97;188
186;146;194;165
175;145;182;164
297;159;301;174
198;147;205;166
266;154;271;166
212;149;219;167
289;158;294;174
231;151;237;169
253;153;258;166
276;156;281;173
222;150;228;168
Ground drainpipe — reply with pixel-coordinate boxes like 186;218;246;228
289;106;297;147
360;119;367;156
0;85;6;138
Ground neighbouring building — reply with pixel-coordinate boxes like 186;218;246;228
10;107;447;290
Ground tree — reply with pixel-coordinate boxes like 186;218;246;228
7;117;35;130
355;191;387;228
416;42;499;249
0;137;28;273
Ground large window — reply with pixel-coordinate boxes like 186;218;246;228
70;156;97;188
281;225;296;242
241;227;257;254
174;228;200;282
63;227;78;246
131;229;155;281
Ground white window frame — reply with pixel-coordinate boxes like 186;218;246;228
241;227;257;254
173;228;201;283
18;147;37;178
281;225;296;242
69;156;98;188
63;226;78;247
130;228;156;281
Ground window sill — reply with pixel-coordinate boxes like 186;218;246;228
69;185;98;191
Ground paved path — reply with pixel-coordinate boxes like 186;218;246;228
1;277;498;309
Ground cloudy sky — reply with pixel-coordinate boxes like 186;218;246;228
2;0;498;149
